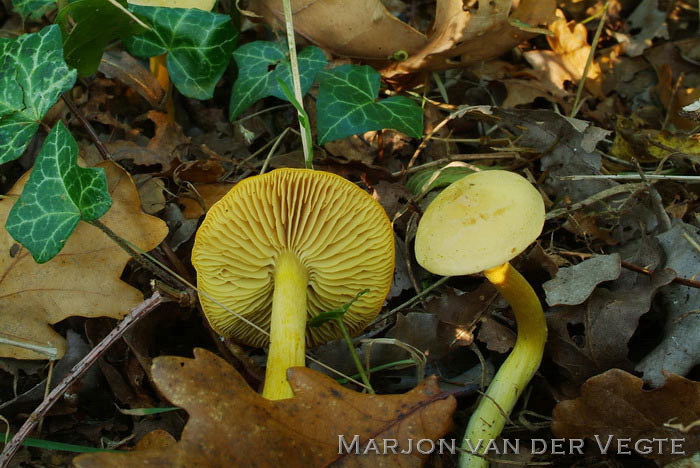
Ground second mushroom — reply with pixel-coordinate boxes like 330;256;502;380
414;169;546;468
192;169;395;400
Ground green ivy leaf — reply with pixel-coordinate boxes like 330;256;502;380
125;5;238;100
11;0;56;19
57;0;147;76
0;25;77;164
229;41;326;121
5;122;112;263
316;64;423;144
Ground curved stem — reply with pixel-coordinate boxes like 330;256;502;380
262;251;308;400
149;55;175;121
336;318;374;393
459;262;547;468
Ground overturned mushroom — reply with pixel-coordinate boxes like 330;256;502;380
192;169;394;400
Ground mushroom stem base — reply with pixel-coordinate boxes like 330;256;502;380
149;55;174;121
263;251;308;400
459;262;547;468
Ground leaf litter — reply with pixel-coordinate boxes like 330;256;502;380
0;1;699;466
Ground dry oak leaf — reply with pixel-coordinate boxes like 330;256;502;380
382;0;557;83
74;348;456;468
552;369;700;464
248;0;427;61
524;9;604;99
251;0;555;83
0;161;168;360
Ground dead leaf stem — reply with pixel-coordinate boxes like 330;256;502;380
570;1;608;118
61;94;112;161
556;250;700;289
89;219;186;290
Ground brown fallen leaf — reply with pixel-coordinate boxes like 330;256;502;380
524;9;604;99
133;174;166;215
98;50;165;108
547;269;675;384
383;0;556;83
177;183;233;219
110;110;190;173
73;348;456;467
249;0;427;62
0;161;168;360
252;0;555;84
552;369;700;464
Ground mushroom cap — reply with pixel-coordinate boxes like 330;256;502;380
415;170;544;276
192;168;395;348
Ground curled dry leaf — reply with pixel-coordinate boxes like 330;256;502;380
109;111;190;173
251;0;555;84
547;269;675;384
0;161;168;360
524;9;604;99
383;0;557;83
552;369;700;464
542;254;622;306
249;0;426;61
73;348;456;467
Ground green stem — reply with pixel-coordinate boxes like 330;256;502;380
262;251;308;400
281;0;312;167
336;359;415;384
459;263;547;468
336;318;374;394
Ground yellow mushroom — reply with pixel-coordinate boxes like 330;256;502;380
414;169;546;468
192;169;395;400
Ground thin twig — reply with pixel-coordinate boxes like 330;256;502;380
662;72;685;131
556;250;700;289
89;219;186;290
366;276;451;329
61;94;112;161
0;292;164;467
545;183;645;220
632;158;672;232
0;334;57;360
558;174;700;182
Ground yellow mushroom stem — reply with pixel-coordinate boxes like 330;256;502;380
459;262;547;468
149;55;175;121
262;250;309;400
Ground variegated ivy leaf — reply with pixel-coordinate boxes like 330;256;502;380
229;41;326;121
125;5;238;100
0;25;77;164
316;65;423;144
11;0;56;19
57;0;148;76
5;122;112;263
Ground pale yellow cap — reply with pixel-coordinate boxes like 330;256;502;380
415;170;545;276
